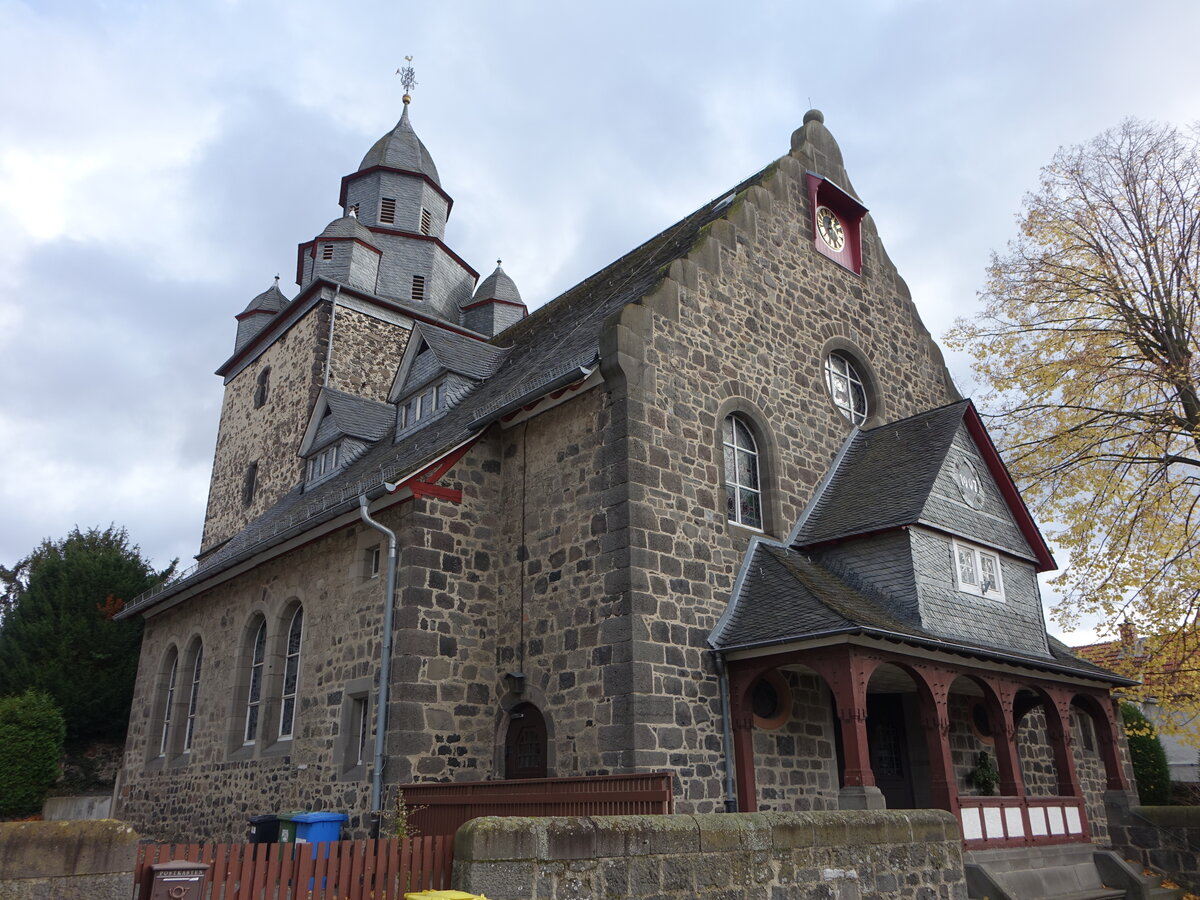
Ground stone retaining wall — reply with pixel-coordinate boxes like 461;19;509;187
453;810;967;900
0;819;139;900
1110;803;1200;892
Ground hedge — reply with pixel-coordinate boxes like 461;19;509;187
0;691;66;818
1122;702;1172;806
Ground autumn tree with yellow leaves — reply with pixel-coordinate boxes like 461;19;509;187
947;118;1200;730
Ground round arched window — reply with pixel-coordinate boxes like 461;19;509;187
824;352;869;425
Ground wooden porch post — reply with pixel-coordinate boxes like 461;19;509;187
728;665;758;812
985;678;1026;798
808;646;884;809
913;664;958;815
1044;688;1083;798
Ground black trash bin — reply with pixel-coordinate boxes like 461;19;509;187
247;813;280;843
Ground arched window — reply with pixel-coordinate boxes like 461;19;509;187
183;642;203;753
254;367;270;408
158;649;178;758
243;619;267;745
278;606;304;739
723;415;762;529
824;351;869;425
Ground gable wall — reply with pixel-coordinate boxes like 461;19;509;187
911;525;1050;657
814;530;920;624
922;425;1035;560
607;139;958;810
201;304;330;552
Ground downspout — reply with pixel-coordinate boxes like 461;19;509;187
359;494;397;837
713;652;738;812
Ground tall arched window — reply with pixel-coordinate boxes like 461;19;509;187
158;649;179;758
824;351;869;425
723;415;762;529
183;642;203;753
278;606;304;739
243;619;267;745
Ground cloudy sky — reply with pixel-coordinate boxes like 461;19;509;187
4;0;1200;640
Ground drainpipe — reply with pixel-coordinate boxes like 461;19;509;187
359;494;398;837
714;652;738;813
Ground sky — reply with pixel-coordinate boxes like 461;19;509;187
3;0;1200;642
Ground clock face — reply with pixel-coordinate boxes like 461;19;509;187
816;206;846;251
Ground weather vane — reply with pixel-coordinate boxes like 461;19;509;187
396;56;417;104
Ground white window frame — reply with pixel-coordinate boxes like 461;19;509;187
307;444;339;482
159;654;178;758
952;538;1005;601
825;352;869;425
183;645;202;753
278;607;304;740
723;414;763;531
399;383;442;430
243;620;266;745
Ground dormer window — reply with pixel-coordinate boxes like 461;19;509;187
380;197;396;224
306;444;339;482
399;383;442;430
953;538;1004;601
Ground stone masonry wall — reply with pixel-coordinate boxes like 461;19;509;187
327;304;411;402
1015;706;1111;842
602;118;958;810
201;304;330;552
753;672;840;811
454;811;967;900
0;820;140;900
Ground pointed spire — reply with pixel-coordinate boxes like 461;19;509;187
358;63;440;183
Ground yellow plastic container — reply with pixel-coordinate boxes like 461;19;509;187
403;892;486;900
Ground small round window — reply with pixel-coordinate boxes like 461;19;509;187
824;352;869;425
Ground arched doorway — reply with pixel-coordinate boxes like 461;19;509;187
504;702;547;779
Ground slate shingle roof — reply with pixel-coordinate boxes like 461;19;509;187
710;542;1134;684
417;324;510;381
322;388;394;442
119;159;777;618
793;400;969;548
470;264;523;307
359;105;441;184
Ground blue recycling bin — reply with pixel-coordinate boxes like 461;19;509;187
293;811;347;844
293;812;347;890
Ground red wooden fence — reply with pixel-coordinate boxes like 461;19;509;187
398;771;675;839
133;836;451;899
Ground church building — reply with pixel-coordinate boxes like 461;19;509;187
114;89;1137;855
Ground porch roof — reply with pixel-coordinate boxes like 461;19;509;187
709;542;1134;685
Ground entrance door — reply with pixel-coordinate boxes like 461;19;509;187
867;694;915;808
504;703;547;779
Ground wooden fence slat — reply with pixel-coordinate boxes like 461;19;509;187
398;837;412;899
312;842;330;899
348;838;366;900
296;844;316;899
223;841;242;900
278;841;296;900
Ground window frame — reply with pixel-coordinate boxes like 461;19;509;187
243;619;267;746
952;538;1005;601
824;351;870;426
183;643;203;754
306;443;339;482
253;367;271;409
241;461;258;507
722;414;763;531
158;651;178;758
278;606;304;741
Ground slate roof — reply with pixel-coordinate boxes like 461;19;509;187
710;542;1134;685
318;215;380;245
417;324;511;381
359;104;441;184
792;400;969;547
470;264;524;306
321;388;394;442
240;280;290;315
119;155;777;619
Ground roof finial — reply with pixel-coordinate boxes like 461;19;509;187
396;56;417;105
496;259;503;268
273;274;280;286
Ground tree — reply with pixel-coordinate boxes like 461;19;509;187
0;691;65;818
0;526;174;742
1121;703;1172;805
945;119;1200;722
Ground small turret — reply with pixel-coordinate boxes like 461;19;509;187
463;262;526;336
298;211;382;291
234;277;290;352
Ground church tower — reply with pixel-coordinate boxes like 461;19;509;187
200;80;487;555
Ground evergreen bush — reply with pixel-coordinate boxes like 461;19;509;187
0;690;66;818
1121;702;1172;805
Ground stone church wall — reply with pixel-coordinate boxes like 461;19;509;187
327;304;411;402
604;133;957;810
202;303;330;551
752;672;840;811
